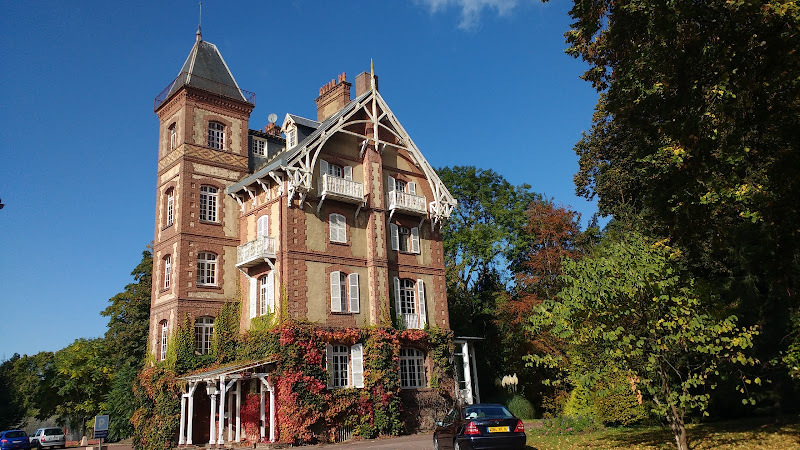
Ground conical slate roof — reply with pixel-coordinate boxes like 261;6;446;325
166;29;247;103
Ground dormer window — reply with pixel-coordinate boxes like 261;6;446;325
208;121;225;149
252;138;265;156
287;129;297;148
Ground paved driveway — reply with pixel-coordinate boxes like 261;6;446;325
315;432;432;449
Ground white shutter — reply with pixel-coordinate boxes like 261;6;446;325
249;277;257;319
417;279;427;328
411;227;420;254
330;271;342;312
351;343;364;388
390;223;399;251
349;273;360;313
267;271;275;313
257;215;269;237
340;215;347;243
326;343;334;388
408;182;416;195
320;159;329;177
387;175;396;192
344;166;353;181
394;277;402;319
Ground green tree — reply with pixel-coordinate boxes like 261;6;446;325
0;352;59;428
560;0;800;393
528;231;758;450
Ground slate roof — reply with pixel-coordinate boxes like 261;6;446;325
287;114;320;129
166;34;247;103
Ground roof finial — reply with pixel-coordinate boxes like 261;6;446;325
370;59;375;90
196;2;202;42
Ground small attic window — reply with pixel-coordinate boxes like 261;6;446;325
284;123;297;149
252;138;265;156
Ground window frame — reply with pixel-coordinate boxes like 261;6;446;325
199;185;219;223
327;343;364;389
208;121;225;150
259;272;275;315
163;254;171;289
331;344;349;388
165;188;174;227
399;278;417;315
329;213;347;243
159;320;169;361
169;123;177;151
252;138;266;156
330;271;360;314
196;251;218;286
400;347;427;389
194;316;214;355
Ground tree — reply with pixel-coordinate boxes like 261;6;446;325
529;230;758;449
561;0;800;389
0;352;59;429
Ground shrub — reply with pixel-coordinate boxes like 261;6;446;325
594;378;648;426
507;394;535;419
562;385;595;418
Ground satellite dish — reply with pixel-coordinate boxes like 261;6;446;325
268;113;278;124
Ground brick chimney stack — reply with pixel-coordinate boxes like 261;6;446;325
355;71;378;97
264;122;281;138
315;72;351;122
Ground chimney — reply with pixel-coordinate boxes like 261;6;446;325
264;122;281;138
355;71;378;97
315;72;351;122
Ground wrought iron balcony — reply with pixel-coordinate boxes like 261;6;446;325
387;191;428;217
318;174;365;204
236;236;276;268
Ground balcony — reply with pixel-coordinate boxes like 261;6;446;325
401;313;421;330
387;191;428;217
237;236;276;268
318;174;365;204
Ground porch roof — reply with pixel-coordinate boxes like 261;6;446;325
177;359;275;383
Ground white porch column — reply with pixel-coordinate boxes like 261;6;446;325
209;392;217;444
259;381;265;440
461;341;474;405
227;388;233;442
178;394;187;445
269;381;275;442
468;342;481;403
217;375;226;445
186;382;198;445
235;380;242;441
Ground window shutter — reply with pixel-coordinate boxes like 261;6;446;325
394;277;402;319
390;223;399;251
417;279;427;328
257;215;269;237
349;273;360;313
340;215;347;242
326;343;334;388
351;343;364;388
344;166;353;181
411;227;420;254
249;277;257;319
267;271;275;313
408;182;416;195
330;271;342;312
387;176;396;192
320;159;329;177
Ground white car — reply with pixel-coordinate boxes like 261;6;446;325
29;428;65;449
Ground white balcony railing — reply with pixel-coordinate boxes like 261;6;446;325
387;191;427;216
401;313;421;330
236;236;276;267
318;174;364;203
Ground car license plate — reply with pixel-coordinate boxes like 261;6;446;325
488;426;509;433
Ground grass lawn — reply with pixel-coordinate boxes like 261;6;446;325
525;417;800;449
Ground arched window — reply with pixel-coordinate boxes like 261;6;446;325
159;320;169;361
169;123;177;151
208;121;225;149
329;213;346;243
165;188;174;227
194;316;214;355
260;272;275;315
199;185;218;222
163;254;172;289
196;252;217;286
400;348;426;388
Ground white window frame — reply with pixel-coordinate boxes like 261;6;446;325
196;252;217;286
169;123;177;151
331;344;349;388
400;348;427;388
259;272;275;315
252;138;266;156
330;271;360;313
160;321;169;361
208;121;225;149
166;188;174;227
326;343;364;389
199;185;218;222
194;316;214;355
329;213;347;243
394;277;428;329
257;215;270;238
390;224;421;254
399;278;416;315
163;254;171;289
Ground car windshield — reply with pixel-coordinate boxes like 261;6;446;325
5;431;26;438
463;405;513;419
45;429;62;436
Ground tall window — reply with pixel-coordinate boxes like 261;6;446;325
163;255;171;289
398;279;416;315
331;345;349;388
260;273;275;315
159;321;169;361
208;121;225;149
326;343;363;389
400;348;427;388
390;224;420;254
199;185;218;222
394;277;427;329
165;188;174;227
329;213;346;243
194;317;214;355
330;271;360;313
169;123;177;151
196;252;217;286
252;138;265;156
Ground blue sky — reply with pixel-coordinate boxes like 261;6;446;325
0;0;599;359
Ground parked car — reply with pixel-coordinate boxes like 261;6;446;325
29;428;65;449
0;430;30;450
433;403;526;450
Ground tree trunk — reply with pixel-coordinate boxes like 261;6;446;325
668;403;689;450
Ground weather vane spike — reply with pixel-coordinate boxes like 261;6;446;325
370;58;374;77
196;2;202;41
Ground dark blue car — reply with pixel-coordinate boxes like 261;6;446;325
433;404;526;450
0;430;31;450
